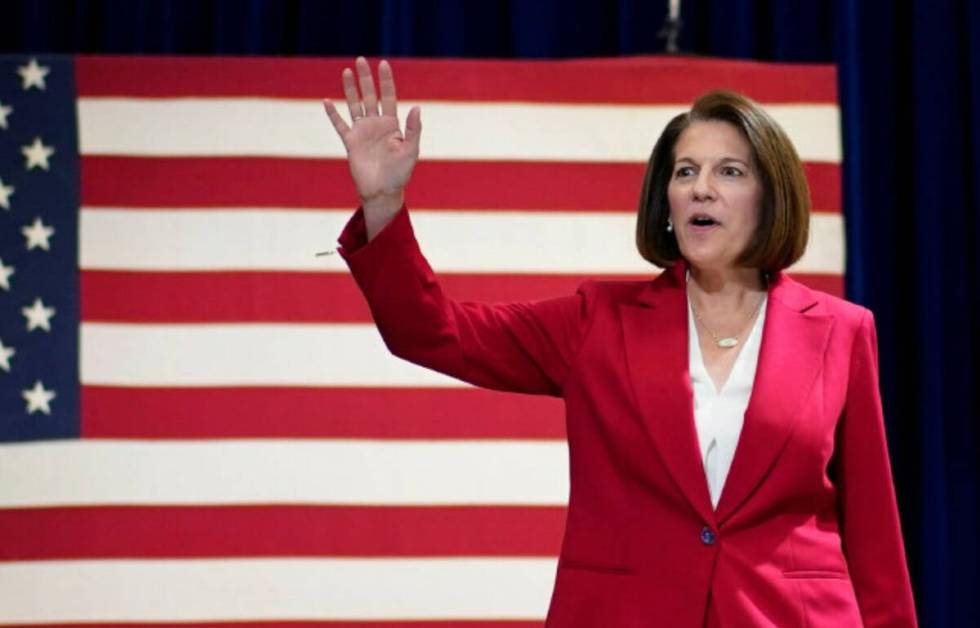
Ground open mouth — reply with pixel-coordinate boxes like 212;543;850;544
689;213;720;227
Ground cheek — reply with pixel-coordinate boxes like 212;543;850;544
733;188;763;232
666;184;682;212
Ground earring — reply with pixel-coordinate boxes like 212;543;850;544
666;217;673;233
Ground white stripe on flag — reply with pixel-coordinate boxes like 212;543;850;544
79;208;844;274
0;440;568;507
78;98;842;162
0;557;556;622
80;323;465;386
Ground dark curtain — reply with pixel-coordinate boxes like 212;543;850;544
4;1;977;625
838;3;979;627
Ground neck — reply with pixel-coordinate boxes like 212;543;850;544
687;263;766;311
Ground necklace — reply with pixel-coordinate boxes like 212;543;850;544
688;274;767;349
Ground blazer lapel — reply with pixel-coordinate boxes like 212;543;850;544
714;272;835;524
620;262;715;524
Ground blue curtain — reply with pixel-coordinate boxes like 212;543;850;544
4;1;977;625
837;3;979;626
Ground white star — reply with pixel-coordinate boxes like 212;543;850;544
22;217;54;251
0;259;14;291
22;297;55;332
0;339;14;372
0;177;13;210
17;58;50;91
0;101;11;129
22;380;55;415
22;137;54;171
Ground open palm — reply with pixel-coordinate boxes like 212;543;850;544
323;57;421;213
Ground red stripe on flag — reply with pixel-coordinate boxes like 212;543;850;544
0;505;565;560
1;623;541;628
80;157;841;213
802;162;841;211
786;273;843;296
76;55;836;103
82;386;565;439
79;271;632;323
80;270;375;324
81;157;644;212
80;271;842;324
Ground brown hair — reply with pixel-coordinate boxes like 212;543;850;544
636;90;810;272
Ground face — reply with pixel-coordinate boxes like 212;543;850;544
667;119;763;271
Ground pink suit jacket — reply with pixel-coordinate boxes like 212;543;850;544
339;207;918;627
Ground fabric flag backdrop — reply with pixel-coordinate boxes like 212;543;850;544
0;55;840;625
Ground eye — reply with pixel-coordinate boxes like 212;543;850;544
720;165;743;177
674;166;695;178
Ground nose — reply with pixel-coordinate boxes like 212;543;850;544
692;170;715;201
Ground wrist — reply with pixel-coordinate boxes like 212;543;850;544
362;191;405;241
361;190;405;215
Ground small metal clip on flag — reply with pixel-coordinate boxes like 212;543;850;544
315;249;336;257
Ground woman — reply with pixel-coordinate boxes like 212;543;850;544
323;57;918;627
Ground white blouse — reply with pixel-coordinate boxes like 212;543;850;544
687;290;767;509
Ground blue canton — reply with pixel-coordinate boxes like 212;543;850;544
0;56;79;441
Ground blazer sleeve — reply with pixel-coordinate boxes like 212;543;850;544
337;206;595;396
834;309;918;627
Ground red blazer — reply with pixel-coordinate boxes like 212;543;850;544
339;207;918;627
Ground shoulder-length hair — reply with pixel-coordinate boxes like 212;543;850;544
636;90;810;273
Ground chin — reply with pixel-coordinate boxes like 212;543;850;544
679;251;727;271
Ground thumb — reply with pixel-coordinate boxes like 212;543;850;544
404;105;422;151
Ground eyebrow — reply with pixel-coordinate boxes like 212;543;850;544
674;156;751;166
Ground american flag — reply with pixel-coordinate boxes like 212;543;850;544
0;55;840;625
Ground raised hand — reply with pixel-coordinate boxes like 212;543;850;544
323;57;421;237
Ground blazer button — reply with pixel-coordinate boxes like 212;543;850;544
700;526;717;545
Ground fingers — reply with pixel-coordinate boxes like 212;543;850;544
337;58;398;127
322;99;350;142
378;59;397;117
341;67;363;122
404;105;422;152
356;56;379;117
